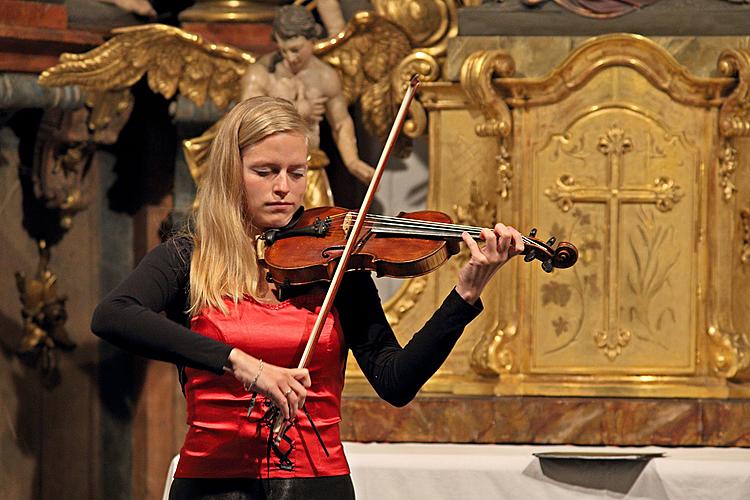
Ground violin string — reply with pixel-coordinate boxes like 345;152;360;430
326;212;481;232
321;213;541;248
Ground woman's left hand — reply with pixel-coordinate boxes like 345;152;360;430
455;223;524;305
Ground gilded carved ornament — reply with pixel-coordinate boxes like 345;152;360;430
718;139;738;201
470;321;518;376
382;276;428;326
460;50;515;138
39;24;254;130
716;49;750;202
707;326;750;382
718;49;750;138
452;180;497;267
460;50;515;199
742;208;750;265
593;329;631;361
15;241;76;387
492;34;733;109
371;0;458;57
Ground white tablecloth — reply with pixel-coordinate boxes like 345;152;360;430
343;442;750;500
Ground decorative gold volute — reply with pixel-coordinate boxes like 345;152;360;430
460;50;516;198
393;51;441;139
707;326;750;382
460;50;515;138
470;321;518;376
718;48;750;138
382;276;428;326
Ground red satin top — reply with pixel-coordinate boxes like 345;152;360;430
174;292;350;478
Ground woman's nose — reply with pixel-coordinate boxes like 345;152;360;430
273;174;290;195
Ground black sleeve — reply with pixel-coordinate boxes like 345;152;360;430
90;239;232;374
335;272;482;407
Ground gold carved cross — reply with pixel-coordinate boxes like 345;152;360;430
544;125;684;359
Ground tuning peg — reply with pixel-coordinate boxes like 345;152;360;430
546;236;556;246
524;249;536;262
529;228;537;238
542;259;553;273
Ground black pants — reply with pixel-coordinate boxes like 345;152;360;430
169;475;356;500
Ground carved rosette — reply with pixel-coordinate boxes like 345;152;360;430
707;326;750;382
653;177;685;212
470;322;518;376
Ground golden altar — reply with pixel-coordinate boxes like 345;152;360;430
343;3;750;446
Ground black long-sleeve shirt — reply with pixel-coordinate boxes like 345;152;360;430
91;238;482;407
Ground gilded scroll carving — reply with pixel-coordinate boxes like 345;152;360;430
392;51;441;139
383;276;428;326
717;48;750;138
707;326;750;382
460;49;516;198
470;321;517;376
460;49;515;138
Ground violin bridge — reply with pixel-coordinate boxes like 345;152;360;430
343;211;355;236
255;236;266;260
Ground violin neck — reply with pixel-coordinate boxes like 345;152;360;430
364;215;535;247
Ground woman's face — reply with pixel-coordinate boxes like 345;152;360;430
241;132;307;230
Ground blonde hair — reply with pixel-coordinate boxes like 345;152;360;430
189;96;308;314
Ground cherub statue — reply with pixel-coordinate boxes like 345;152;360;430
40;5;418;207
244;6;375;187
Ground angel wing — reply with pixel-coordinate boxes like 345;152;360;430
39;24;254;129
316;12;413;142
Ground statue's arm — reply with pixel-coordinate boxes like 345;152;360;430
241;64;271;100
317;0;346;36
324;74;375;184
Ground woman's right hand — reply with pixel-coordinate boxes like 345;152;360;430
226;348;311;420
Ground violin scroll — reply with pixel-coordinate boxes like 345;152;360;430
522;228;578;273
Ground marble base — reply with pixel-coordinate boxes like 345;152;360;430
341;396;750;446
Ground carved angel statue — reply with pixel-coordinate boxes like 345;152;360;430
39;3;427;207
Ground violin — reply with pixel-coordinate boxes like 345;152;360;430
258;206;578;287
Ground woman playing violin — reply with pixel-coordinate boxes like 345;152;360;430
91;96;524;500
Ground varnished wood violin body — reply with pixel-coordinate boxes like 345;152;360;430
258;206;578;286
